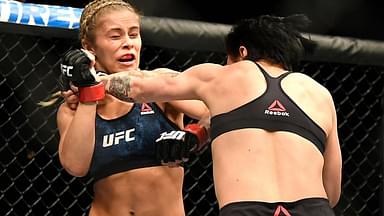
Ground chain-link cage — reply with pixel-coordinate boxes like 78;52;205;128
1;15;384;216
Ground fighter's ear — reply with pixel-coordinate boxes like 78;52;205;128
82;40;96;56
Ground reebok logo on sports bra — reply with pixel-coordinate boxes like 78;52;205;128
264;99;290;116
210;63;326;154
141;103;155;115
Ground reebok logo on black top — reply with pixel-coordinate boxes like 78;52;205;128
264;99;290;117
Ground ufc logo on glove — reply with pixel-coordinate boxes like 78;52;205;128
60;64;73;77
156;131;186;142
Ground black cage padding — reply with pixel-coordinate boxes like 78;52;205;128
1;15;383;216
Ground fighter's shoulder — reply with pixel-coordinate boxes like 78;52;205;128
181;63;223;83
185;63;224;73
290;72;333;99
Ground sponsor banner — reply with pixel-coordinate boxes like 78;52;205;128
0;0;82;29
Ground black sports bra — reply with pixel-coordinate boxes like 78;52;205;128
210;63;326;154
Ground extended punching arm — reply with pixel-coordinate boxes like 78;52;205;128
101;68;180;102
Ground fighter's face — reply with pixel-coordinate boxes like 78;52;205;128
89;8;142;73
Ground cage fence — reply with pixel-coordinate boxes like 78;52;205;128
1;1;384;216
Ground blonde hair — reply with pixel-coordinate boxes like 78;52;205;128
38;91;62;107
80;0;140;45
40;0;140;107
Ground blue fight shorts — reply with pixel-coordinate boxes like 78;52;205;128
219;198;335;216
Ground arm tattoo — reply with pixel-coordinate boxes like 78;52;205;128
108;76;135;102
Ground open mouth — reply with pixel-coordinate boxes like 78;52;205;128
118;54;135;63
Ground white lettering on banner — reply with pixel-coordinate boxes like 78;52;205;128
0;0;13;22
102;128;135;147
0;0;81;29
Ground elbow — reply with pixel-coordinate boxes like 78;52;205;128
191;102;210;121
59;155;89;177
58;138;92;177
62;162;89;177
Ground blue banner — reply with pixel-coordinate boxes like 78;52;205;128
0;0;82;29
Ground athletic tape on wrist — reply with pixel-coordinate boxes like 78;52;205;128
79;82;105;102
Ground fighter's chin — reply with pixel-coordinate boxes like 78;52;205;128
118;61;138;71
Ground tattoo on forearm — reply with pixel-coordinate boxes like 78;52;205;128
108;76;135;102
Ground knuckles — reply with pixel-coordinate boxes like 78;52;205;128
155;130;195;166
63;49;90;66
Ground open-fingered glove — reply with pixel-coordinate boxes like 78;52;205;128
60;49;105;103
155;124;209;165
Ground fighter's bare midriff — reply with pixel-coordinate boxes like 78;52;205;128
89;166;185;216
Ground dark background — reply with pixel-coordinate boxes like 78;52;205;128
24;0;384;41
2;1;383;216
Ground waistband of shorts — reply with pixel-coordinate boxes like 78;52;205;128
220;197;329;210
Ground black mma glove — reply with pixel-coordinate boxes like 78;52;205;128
58;72;71;92
61;49;105;103
155;124;209;164
61;49;96;87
